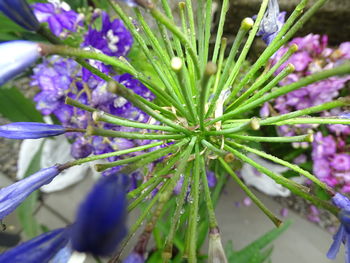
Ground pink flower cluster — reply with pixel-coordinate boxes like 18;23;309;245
261;34;350;146
312;132;350;193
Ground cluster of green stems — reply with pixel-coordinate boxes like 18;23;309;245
37;0;350;261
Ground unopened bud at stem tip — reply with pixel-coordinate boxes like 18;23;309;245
205;62;217;76
242;17;254;30
250;118;260;130
171;57;183;72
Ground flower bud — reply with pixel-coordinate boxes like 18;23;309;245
70;174;129;256
208;232;228;263
0;0;40;31
0;41;41;85
0;122;65;139
0;228;69;262
0;166;60;220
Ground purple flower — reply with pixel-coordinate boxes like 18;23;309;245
71;137;93;159
32;2;82;37
0;122;65;139
70;174;129;256
207;171;217;188
0;41;41;85
331;154;350;172
31;57;79;115
333;193;350;211
312;132;337;159
0;0;40;31
0;228;69;262
83;12;133;58
327;194;350;262
124;252;145;263
0;166;60;220
174;175;184;195
339;42;350;59
256;0;286;45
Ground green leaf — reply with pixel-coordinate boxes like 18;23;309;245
226;220;292;263
0;86;44;122
16;141;45;238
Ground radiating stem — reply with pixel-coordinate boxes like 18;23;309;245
92;111;177;132
229;63;295;110
66;141;163;168
224;144;339;215
208;62;350;125
212;38;227;95
128;178;162;211
95;139;189;172
199;62;217;130
200;155;218;229
211;0;229;63
127;151;183;199
87;126;185;140
148;7;201;78
172;57;198;124
223;117;350;127
222;0;309;103
219;157;282;227
222;0;269;95
185;0;197;52
208;0;269;117
227;133;313;143
187;143;201;262
201;139;227;156
161;137;197;261
227;140;335;195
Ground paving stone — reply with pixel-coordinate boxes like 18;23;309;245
43;173;96;223
215;179;342;263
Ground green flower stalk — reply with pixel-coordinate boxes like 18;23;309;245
1;0;350;262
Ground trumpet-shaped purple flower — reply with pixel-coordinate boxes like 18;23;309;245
327;194;350;262
0;228;69;263
0;166;60;220
0;0;40;31
32;1;82;37
0;122;66;139
0;41;41;85
256;0;286;45
70;174;129;256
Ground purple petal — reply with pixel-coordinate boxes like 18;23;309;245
0;41;41;85
0;122;65;139
0;228;69;262
0;166;60;220
70;174;129;256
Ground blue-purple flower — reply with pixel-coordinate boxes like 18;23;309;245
0;122;66;139
0;166;60;220
0;228;69;263
0;41;41;85
124;252;145;263
83;11;133;58
327;193;350;262
32;1;82;37
70;174;129;256
256;0;286;45
0;0;40;31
